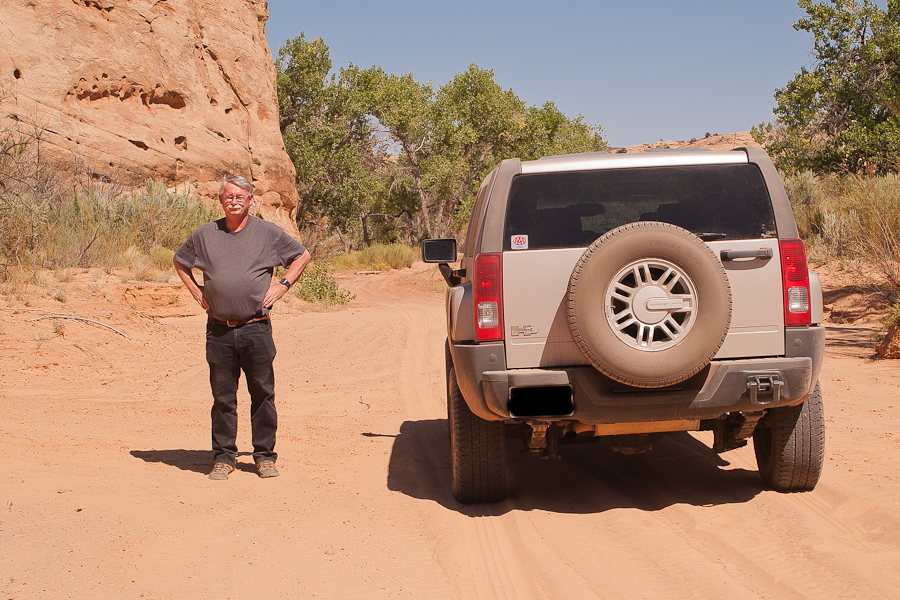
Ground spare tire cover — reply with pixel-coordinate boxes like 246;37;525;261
567;221;732;388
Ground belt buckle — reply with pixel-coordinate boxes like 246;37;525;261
225;319;239;327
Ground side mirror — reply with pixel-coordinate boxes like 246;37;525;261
421;238;463;286
421;238;457;263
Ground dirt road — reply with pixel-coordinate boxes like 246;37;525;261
2;263;899;599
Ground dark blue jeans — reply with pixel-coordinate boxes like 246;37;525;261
206;319;277;466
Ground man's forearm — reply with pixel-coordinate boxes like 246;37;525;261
174;260;208;309
282;249;312;286
262;249;311;309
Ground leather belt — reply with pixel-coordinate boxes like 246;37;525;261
208;315;269;327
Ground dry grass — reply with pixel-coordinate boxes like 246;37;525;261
784;171;900;306
1;121;219;281
327;243;418;272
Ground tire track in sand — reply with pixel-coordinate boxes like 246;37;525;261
345;269;572;598
337;266;900;599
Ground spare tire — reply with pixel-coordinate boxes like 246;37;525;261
567;221;732;388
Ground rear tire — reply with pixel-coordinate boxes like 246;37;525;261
445;339;453;437
754;381;825;491
448;365;507;503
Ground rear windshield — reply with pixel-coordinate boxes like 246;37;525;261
503;164;777;250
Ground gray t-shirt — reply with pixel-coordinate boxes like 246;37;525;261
174;217;306;321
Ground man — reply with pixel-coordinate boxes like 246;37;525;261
174;175;311;480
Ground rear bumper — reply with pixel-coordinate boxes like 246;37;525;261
451;326;825;424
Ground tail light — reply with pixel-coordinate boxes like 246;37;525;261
474;253;503;341
780;239;811;326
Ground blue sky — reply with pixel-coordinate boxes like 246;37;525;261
264;1;824;147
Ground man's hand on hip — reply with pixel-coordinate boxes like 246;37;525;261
263;250;312;309
174;260;209;310
263;281;289;309
192;286;209;310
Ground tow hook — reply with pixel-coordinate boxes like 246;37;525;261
713;412;763;453
747;374;783;406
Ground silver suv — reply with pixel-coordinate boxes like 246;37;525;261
423;147;825;504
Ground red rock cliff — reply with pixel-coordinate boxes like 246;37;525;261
0;0;298;234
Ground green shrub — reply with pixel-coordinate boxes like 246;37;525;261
294;264;355;306
885;303;900;330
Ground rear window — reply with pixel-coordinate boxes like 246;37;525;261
503;164;777;250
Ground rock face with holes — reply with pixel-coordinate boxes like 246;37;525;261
0;0;298;233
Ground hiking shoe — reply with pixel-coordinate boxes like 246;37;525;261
208;462;235;480
256;460;279;478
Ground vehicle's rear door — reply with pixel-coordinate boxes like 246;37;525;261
500;162;785;369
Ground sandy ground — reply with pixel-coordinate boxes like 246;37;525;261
1;262;898;599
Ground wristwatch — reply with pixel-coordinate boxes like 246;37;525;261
279;278;291;290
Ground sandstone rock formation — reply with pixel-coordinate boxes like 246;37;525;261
875;324;900;359
0;0;298;234
616;131;763;154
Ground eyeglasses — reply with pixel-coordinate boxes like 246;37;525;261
222;194;251;202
